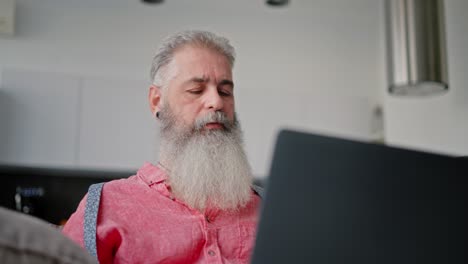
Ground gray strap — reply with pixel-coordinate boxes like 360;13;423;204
251;184;264;199
84;183;104;259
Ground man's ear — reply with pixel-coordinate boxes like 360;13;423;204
148;85;163;116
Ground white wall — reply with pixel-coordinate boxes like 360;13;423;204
2;0;432;177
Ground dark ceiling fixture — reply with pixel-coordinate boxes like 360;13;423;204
141;0;164;4
266;0;289;7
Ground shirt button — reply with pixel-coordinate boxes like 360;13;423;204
208;250;216;256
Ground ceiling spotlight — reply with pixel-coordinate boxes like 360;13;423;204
141;0;164;4
266;0;289;7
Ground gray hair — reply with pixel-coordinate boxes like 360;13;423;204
150;30;236;88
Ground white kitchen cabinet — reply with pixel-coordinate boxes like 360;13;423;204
0;69;158;171
78;76;158;170
0;69;80;167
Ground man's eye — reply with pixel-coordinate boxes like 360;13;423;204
188;90;202;94
219;90;232;97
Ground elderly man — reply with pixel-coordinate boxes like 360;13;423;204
63;30;261;263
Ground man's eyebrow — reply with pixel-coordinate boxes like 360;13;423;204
184;77;234;88
219;79;234;88
186;77;208;84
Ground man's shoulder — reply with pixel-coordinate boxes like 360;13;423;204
99;175;146;196
98;162;165;191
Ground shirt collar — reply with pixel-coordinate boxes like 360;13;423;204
137;162;168;186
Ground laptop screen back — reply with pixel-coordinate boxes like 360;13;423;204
252;130;468;264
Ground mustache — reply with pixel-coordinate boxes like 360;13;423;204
194;112;233;131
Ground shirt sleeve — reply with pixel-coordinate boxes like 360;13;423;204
62;190;120;264
62;194;87;248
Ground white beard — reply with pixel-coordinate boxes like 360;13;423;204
158;107;253;212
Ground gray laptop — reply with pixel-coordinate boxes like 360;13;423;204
251;129;468;264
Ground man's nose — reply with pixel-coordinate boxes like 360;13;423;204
204;88;224;111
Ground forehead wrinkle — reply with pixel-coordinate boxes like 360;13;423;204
183;76;208;86
194;76;209;82
172;49;233;88
185;75;233;86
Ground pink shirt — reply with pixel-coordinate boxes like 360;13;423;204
63;162;261;264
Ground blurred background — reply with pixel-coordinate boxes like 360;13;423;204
0;0;467;224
